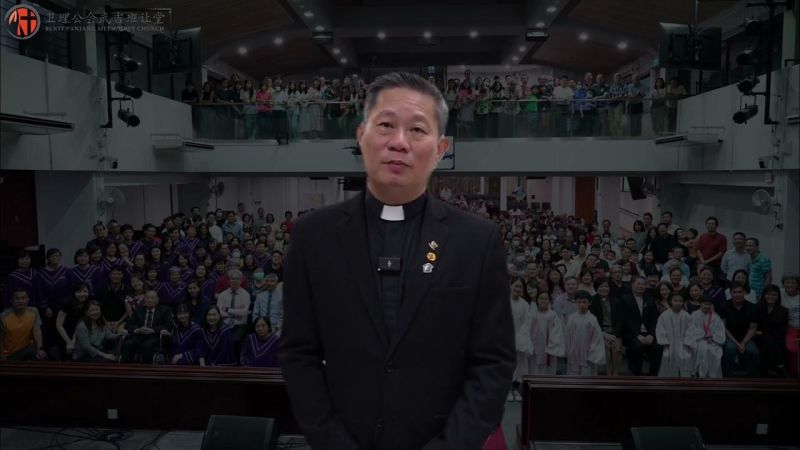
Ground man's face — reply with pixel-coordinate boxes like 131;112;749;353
94;225;106;238
357;87;449;199
565;279;578;295
110;270;123;284
731;287;745;303
123;229;134;241
227;213;236;224
12;291;29;310
633;278;646;295
144;291;159;308
584;72;593;85
745;240;757;255
658;225;668;237
144;227;155;239
230;276;242;290
733;234;745;249
661;213;672;225
596;74;605;84
706;219;717;233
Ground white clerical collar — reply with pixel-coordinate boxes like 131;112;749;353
381;205;405;221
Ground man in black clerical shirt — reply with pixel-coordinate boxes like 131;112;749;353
280;72;515;450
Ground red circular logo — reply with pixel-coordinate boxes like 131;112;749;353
5;5;41;40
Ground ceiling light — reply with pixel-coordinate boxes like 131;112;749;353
340;57;348;64
304;11;314;18
617;41;628;50
546;5;557;13
469;30;478;39
377;31;386;40
274;36;284;45
518;45;527;52
459;64;466;70
315;25;324;31
332;47;341;55
512;56;520;62
238;46;248;55
504;64;511;68
578;32;589;41
423;30;432;39
535;21;546;28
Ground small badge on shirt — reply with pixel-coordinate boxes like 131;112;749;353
378;257;402;273
422;262;434;274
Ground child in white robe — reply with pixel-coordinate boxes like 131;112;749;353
564;290;606;375
525;292;565;375
684;296;725;378
510;280;530;401
655;292;693;377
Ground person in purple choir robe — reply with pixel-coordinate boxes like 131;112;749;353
6;250;36;307
97;243;125;293
88;245;103;267
170;303;204;365
148;246;168;281
127;253;148;281
191;247;207;269
86;223;114;253
179;224;201;255
240;316;279;367
68;248;101;295
200;306;235;366
35;249;71;325
193;265;208;287
197;223;212;248
158;267;187;310
139;223;161;256
206;240;220;259
176;253;194;284
117;243;133;271
161;238;178;269
185;280;209;325
119;224;143;259
143;266;162;292
252;241;271;269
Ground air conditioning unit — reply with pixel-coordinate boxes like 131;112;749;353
152;134;215;152
0;113;74;135
786;114;799;125
654;132;722;147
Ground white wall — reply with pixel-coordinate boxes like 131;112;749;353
34;171;100;260
526;177;553;207
204;176;341;217
550;176;575;215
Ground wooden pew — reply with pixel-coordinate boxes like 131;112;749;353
519;376;800;449
0;362;297;433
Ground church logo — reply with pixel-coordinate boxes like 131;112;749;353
5;4;41;40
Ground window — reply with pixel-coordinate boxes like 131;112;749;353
15;0;73;69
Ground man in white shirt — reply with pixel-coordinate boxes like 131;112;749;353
721;232;750;281
253;273;284;333
560;248;582;280
206;212;223;243
216;269;251;350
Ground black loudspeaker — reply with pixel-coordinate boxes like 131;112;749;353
630;426;706;450
343;176;366;191
201;415;278;450
627;176;647;200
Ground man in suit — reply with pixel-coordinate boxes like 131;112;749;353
122;290;173;363
621;276;662;375
279;72;515;450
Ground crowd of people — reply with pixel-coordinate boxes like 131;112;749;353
1;191;796;385
182;68;689;141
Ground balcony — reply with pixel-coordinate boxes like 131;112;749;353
189;98;673;141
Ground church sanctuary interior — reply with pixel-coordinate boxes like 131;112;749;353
1;0;799;449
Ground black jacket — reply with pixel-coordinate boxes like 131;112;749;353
279;190;515;450
125;305;174;335
620;294;659;342
590;294;624;338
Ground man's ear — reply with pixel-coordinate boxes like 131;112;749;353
435;136;450;162
356;123;364;145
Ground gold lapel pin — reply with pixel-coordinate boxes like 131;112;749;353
422;262;434;273
429;241;438;250
426;252;437;262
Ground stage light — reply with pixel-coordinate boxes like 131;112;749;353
535;21;546;28
617;41;628;50
546;5;557;13
744;18;761;34
304;11;314;18
274;36;284;45
518;45;527;52
423;30;432;39
118;108;140;127
512;56;519;62
736;49;759;65
116;54;140;72
332;47;341;55
469;30;478;39
238;46;248;55
733;104;758;124
114;81;142;99
315;25;324;31
340;57;348;64
736;76;760;95
377;31;386;40
578;32;589;41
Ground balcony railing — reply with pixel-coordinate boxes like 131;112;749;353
188;98;677;141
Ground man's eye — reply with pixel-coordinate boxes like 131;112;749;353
411;127;426;134
378;122;392;128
